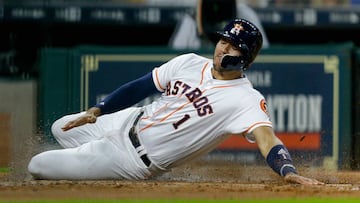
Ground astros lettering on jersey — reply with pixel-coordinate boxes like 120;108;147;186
138;53;272;169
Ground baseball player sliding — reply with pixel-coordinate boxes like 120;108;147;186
28;18;323;185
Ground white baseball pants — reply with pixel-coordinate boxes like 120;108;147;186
28;107;160;180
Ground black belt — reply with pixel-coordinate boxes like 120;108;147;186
129;111;151;167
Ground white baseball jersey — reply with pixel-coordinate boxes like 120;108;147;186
138;53;272;169
28;53;272;180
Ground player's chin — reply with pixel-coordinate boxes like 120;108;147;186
213;65;223;72
213;60;222;69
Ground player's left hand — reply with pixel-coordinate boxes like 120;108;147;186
284;172;324;185
62;112;97;131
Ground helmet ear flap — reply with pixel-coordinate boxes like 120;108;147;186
238;43;249;57
221;55;247;71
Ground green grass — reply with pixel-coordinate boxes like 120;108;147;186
1;199;359;203
0;167;9;173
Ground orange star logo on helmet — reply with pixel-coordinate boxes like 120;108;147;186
230;23;244;35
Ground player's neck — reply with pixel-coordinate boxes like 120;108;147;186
211;68;244;80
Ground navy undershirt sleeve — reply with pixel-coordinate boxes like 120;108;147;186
94;72;159;115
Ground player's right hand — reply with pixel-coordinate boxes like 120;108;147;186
284;172;325;185
62;112;97;131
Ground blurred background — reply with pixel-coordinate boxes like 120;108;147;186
0;0;360;77
0;0;360;178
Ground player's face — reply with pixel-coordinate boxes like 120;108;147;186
213;38;242;70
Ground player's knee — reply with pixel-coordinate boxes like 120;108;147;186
51;113;84;140
51;116;73;144
51;117;64;137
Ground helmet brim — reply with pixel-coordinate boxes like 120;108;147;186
214;31;240;48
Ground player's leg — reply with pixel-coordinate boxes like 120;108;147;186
51;107;140;148
28;128;152;180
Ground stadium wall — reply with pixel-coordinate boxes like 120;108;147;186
36;43;353;170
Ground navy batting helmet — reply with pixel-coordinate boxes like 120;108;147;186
215;18;263;70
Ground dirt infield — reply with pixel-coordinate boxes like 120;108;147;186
3;121;359;201
1;159;360;201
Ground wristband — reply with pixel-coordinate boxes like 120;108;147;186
266;144;297;176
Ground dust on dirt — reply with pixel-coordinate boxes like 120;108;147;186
1;158;360;201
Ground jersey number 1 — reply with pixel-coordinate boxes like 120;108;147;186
172;114;190;129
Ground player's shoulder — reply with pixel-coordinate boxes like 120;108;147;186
248;87;267;108
166;53;211;71
236;78;266;101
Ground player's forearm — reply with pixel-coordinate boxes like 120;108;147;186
252;126;282;157
253;126;297;177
